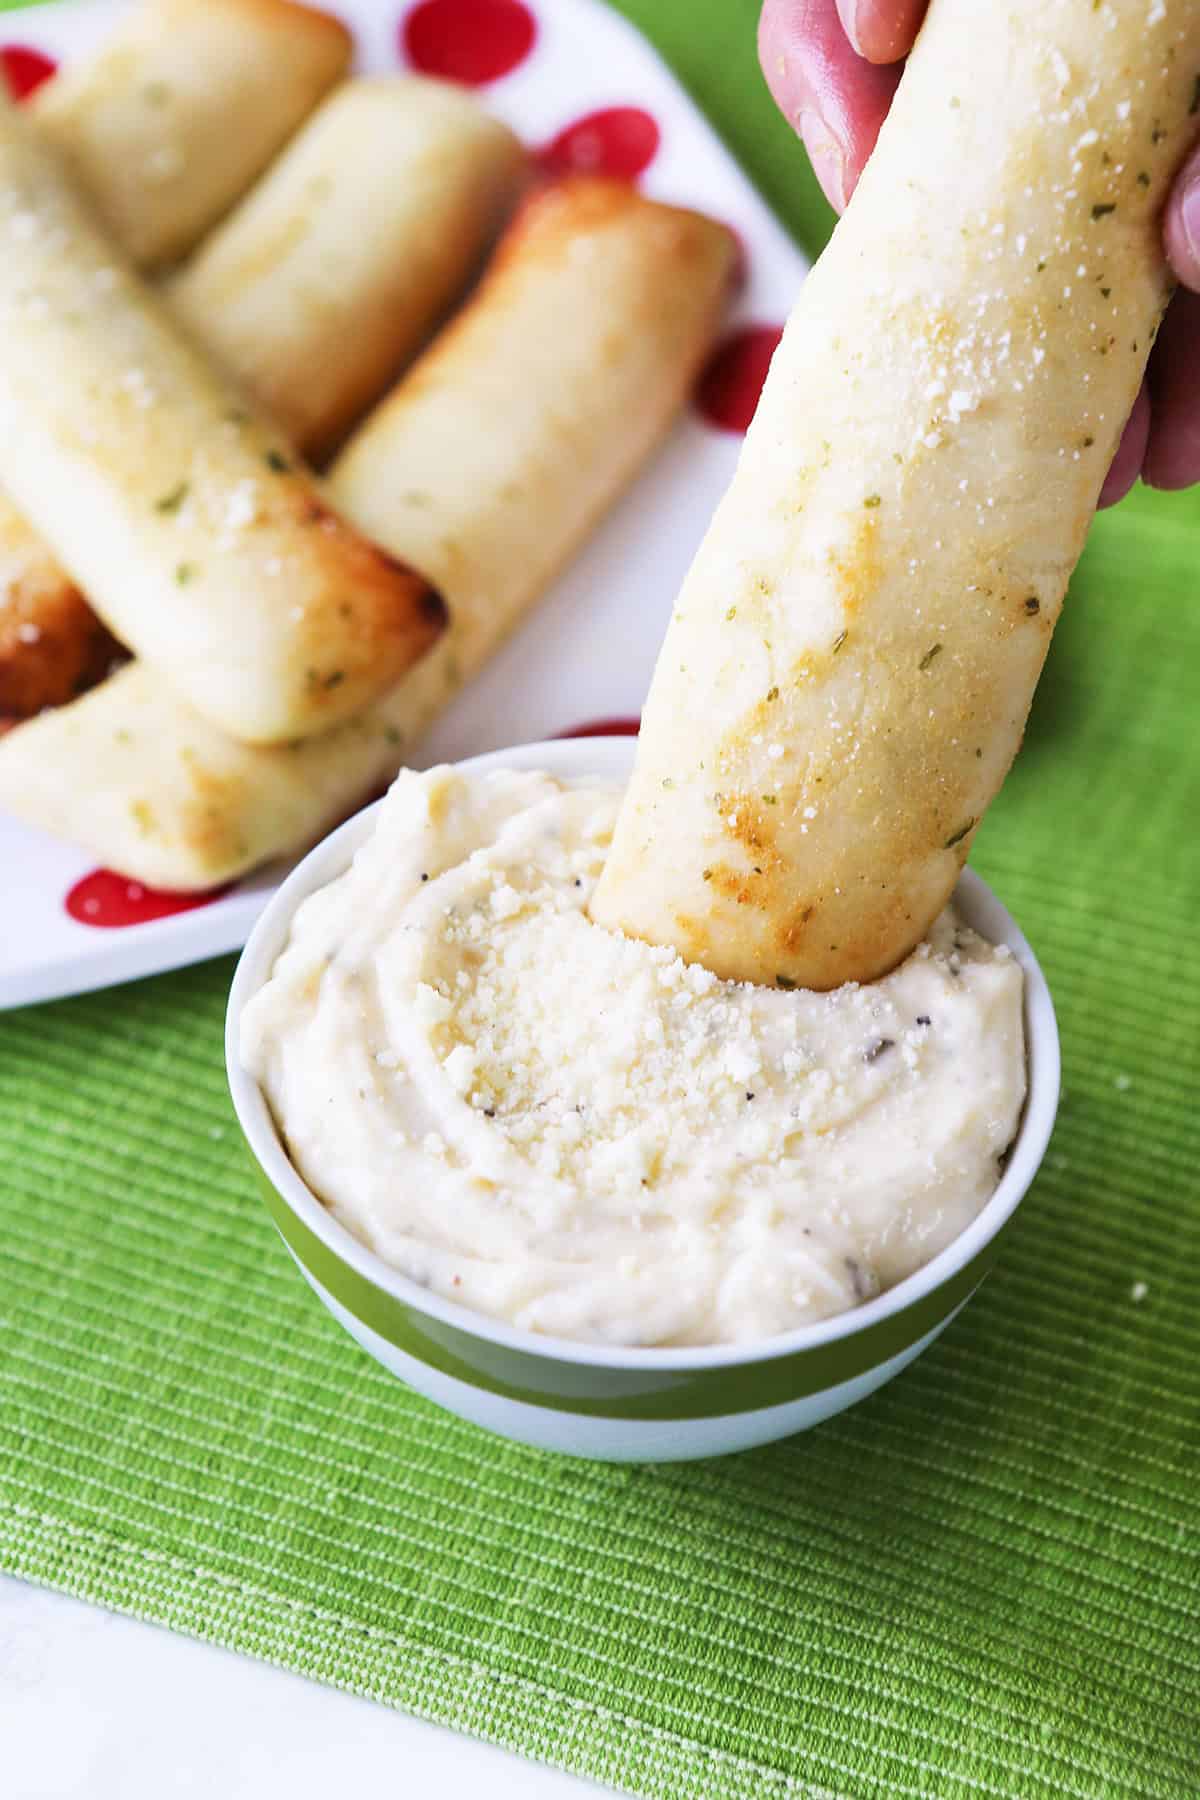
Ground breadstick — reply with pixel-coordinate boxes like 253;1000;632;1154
0;91;445;746
592;0;1200;990
168;78;526;460
0;180;735;886
0;499;119;717
32;0;350;271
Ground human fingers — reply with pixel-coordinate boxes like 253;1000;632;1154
1141;287;1200;491
1097;382;1151;508
759;0;902;211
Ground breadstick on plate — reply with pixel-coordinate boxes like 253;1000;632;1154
0;90;445;746
592;0;1200;989
169;78;527;460
32;0;350;270
0;499;120;717
0;179;735;887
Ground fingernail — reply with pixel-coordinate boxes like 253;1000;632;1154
838;0;867;57
798;108;848;212
1181;176;1200;270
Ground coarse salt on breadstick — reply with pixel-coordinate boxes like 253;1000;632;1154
168;77;526;460
592;0;1200;989
32;0;350;271
0;179;735;887
0;88;445;746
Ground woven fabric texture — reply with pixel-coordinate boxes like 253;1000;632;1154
2;2;1198;1796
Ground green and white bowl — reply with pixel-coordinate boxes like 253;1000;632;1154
226;736;1060;1462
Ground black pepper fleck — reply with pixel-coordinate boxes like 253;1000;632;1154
916;1015;931;1027
1091;202;1117;219
864;1037;895;1064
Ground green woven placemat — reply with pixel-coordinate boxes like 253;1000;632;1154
2;3;1199;1796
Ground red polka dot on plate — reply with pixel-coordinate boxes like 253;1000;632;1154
540;107;660;182
557;716;640;738
694;324;783;433
402;0;535;86
66;868;231;929
1;44;57;101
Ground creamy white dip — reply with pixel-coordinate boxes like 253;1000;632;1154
241;767;1026;1347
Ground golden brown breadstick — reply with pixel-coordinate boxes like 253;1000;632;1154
0;499;120;717
0;180;735;886
168;78;526;459
32;0;350;270
592;0;1200;989
0;90;445;746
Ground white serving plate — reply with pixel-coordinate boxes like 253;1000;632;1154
0;0;804;1010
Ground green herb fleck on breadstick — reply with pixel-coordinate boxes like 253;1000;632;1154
155;481;189;513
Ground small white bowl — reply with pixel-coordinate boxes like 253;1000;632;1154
226;736;1060;1462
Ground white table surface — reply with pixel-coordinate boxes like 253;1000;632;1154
0;1574;600;1798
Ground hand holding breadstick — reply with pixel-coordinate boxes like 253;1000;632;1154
593;0;1200;990
760;0;1200;501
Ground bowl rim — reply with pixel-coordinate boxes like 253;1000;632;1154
226;735;1060;1373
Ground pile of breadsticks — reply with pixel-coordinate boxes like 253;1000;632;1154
0;0;734;888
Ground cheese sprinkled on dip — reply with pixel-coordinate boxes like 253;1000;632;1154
241;768;1026;1347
